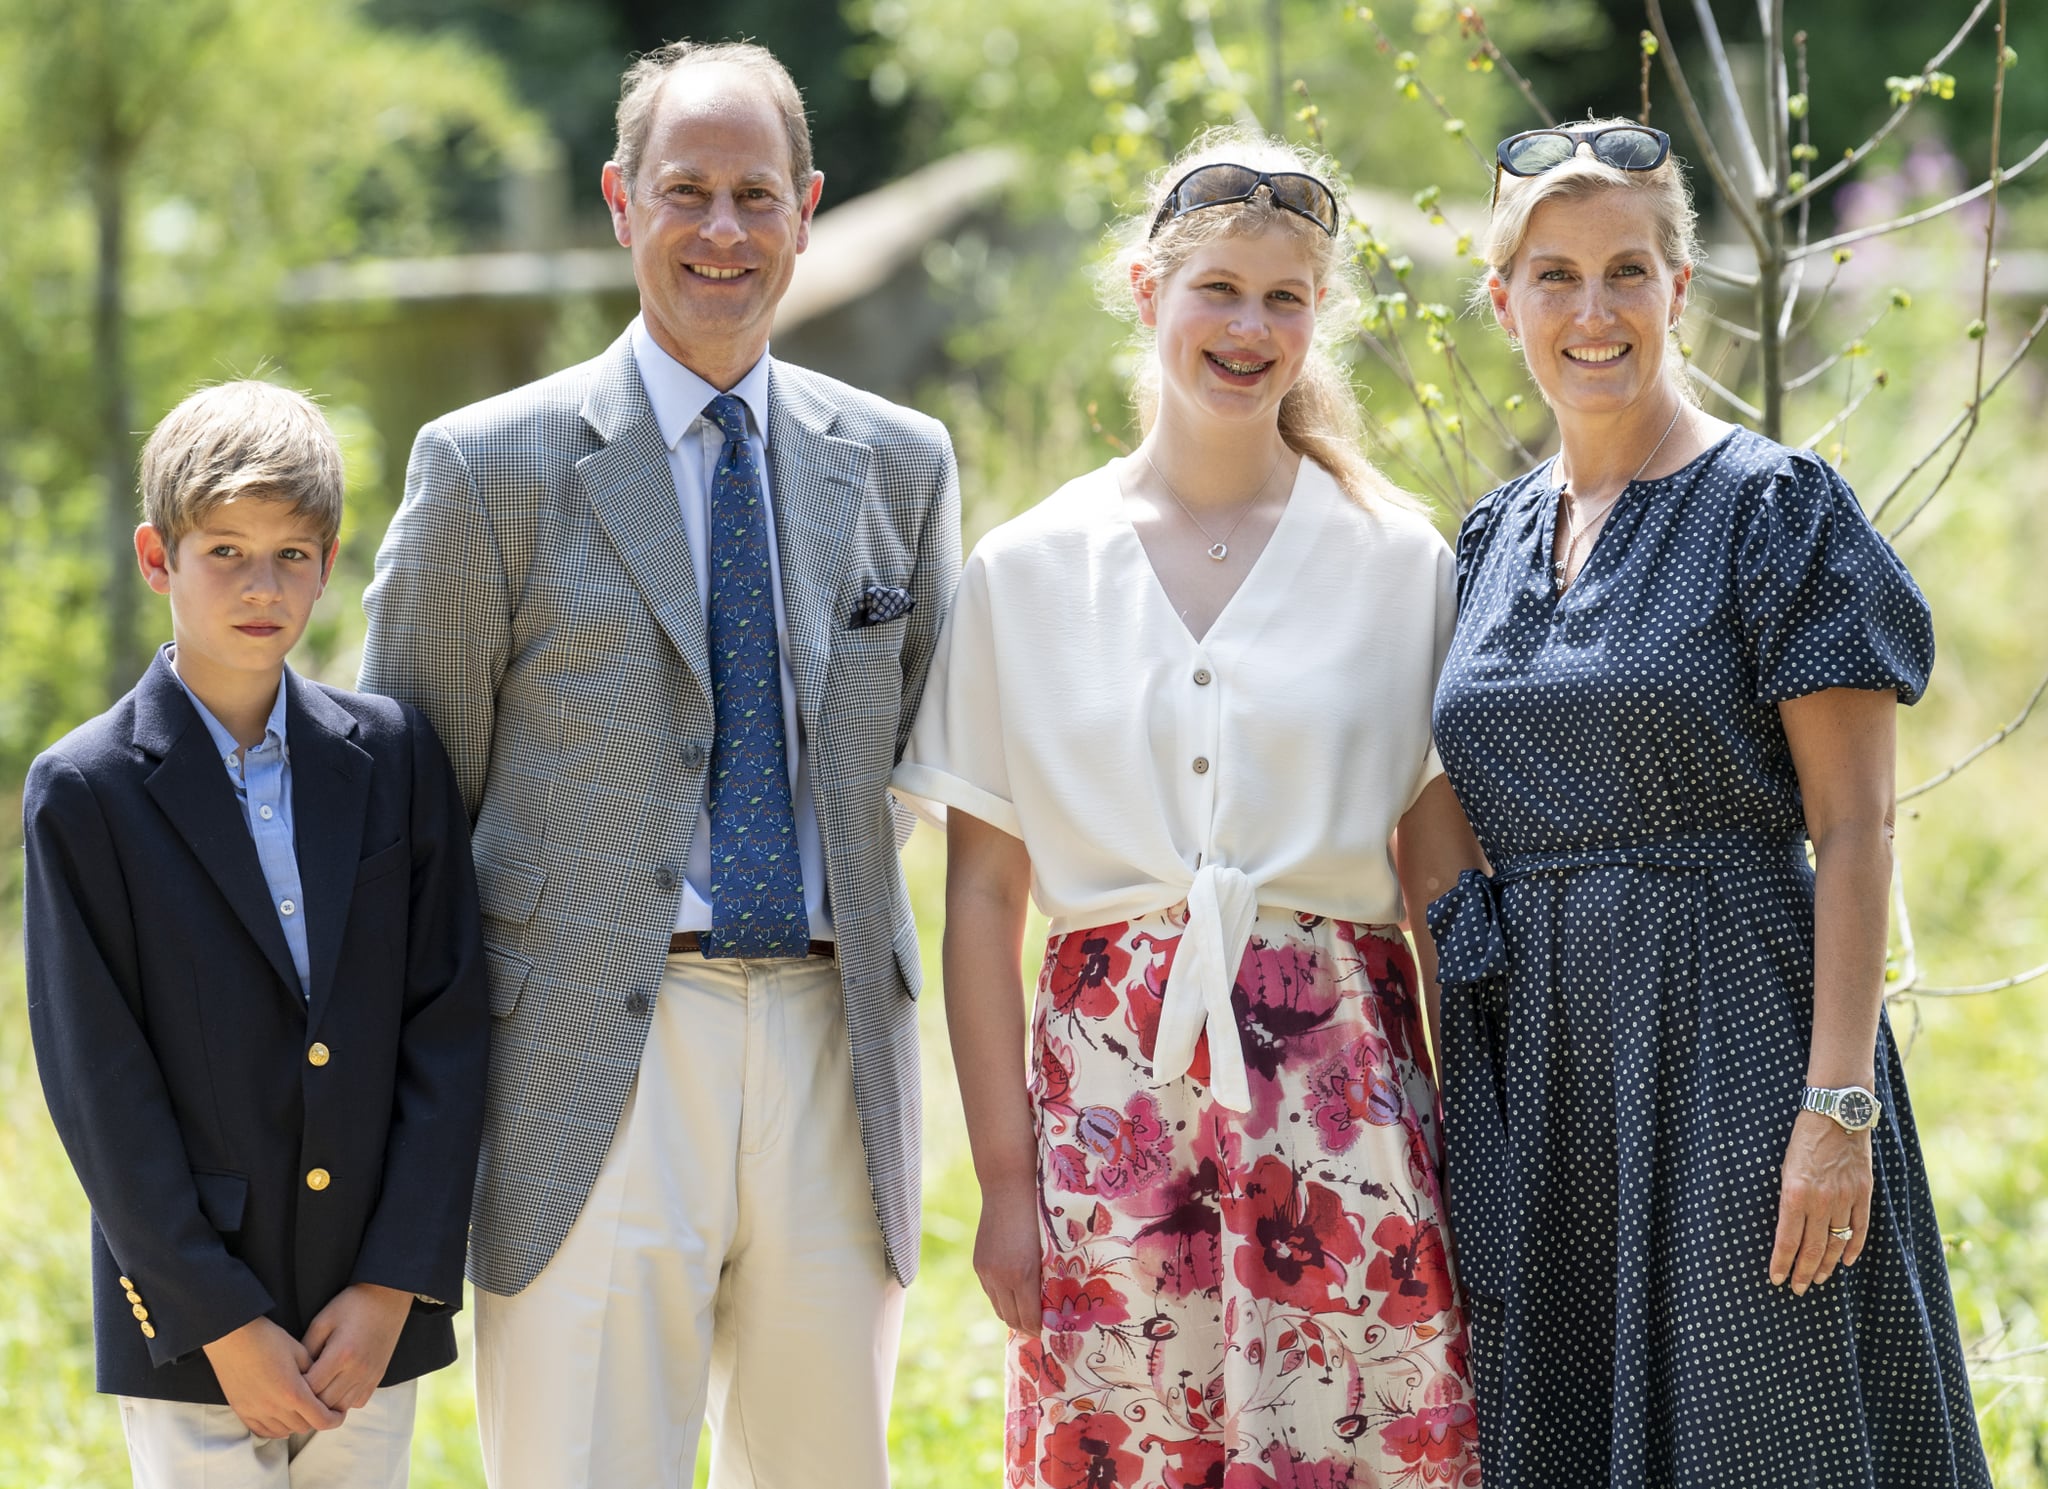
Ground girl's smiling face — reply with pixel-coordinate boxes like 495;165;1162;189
1490;187;1691;419
1135;222;1325;432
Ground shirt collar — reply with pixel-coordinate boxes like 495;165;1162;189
629;315;772;452
166;644;291;765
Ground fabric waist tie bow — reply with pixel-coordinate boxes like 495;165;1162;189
1152;863;1260;1112
1426;832;1810;993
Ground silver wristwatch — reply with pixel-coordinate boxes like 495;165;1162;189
1800;1084;1881;1132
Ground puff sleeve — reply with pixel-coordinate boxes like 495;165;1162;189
891;549;1022;838
1735;449;1934;706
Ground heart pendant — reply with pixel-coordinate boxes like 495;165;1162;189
1208;542;1229;562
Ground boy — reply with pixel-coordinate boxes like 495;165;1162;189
23;380;488;1488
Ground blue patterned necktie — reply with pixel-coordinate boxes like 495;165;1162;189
701;394;809;958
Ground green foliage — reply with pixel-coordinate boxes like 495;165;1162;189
0;0;541;781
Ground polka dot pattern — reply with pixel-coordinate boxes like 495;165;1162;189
701;393;809;959
1426;428;1990;1485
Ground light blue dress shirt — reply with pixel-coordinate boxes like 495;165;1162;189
171;654;312;999
629;317;834;941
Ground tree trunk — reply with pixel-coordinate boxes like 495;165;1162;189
94;127;140;701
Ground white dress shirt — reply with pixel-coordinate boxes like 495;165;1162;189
631;318;832;940
893;458;1455;1108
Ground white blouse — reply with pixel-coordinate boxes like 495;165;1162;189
893;457;1456;1110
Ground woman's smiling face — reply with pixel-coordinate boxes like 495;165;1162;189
1135;222;1324;431
1490;187;1690;419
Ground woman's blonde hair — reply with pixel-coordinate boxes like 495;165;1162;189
1477;117;1704;391
1101;126;1417;514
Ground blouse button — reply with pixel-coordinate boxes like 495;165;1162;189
1192;756;1210;775
1193;668;1212;686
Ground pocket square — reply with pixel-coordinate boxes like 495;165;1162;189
848;584;916;629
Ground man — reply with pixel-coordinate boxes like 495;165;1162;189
359;40;959;1489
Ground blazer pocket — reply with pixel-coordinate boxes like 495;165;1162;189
476;858;546;926
354;838;408;888
892;916;924;1001
484;945;534;1019
191;1169;248;1234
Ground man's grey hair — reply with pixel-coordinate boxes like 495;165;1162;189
613;40;815;190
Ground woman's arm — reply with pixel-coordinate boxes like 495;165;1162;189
943;808;1042;1333
1770;685;1896;1295
1392;773;1488;1085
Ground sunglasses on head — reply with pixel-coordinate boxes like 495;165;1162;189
1491;124;1671;207
1149;163;1342;240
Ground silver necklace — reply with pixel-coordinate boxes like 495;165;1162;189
1553;402;1686;586
1144;447;1284;562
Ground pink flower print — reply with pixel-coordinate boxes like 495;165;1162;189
1364;1214;1455;1329
1307;1031;1404;1154
1233;941;1342;1084
1077;1093;1171;1198
1132;1158;1225;1299
1041;1255;1131;1334
1047;927;1131;1021
1048;1142;1093;1196
1379;1402;1481;1479
1221;1156;1366;1313
1223;1441;1361;1488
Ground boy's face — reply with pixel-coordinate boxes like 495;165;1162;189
135;496;338;696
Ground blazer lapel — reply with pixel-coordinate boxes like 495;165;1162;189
577;336;714;694
134;655;302;1001
766;364;869;734
287;674;372;1028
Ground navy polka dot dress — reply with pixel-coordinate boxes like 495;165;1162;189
1427;428;1992;1487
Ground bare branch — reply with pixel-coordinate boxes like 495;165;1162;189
1459;7;1557;127
1899;664;2048;801
1357;10;1493;174
1687;362;1763;420
1801;369;1882;452
1785;304;1890;390
1976;1341;2048;1365
1869;306;2048;526
1777;0;1999;212
1778;31;1816;336
1791;134;2048;261
1910;960;2048;997
1688;0;1772;194
1643;0;1767;253
1704;310;1761;344
1786;256;1847;345
1186;0;1266;132
1697;260;1759;290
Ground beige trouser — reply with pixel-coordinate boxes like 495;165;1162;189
119;1379;416;1488
475;950;904;1489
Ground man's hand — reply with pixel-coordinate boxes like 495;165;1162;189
303;1283;415;1411
202;1316;347;1439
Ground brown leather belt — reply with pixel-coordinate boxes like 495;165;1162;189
667;931;835;959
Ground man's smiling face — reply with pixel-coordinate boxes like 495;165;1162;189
602;62;823;390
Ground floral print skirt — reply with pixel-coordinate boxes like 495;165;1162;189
1008;905;1482;1489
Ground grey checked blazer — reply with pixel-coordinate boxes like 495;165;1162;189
359;331;960;1293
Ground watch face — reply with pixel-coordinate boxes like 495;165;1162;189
1838;1089;1877;1129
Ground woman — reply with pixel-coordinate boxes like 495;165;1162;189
1428;119;1991;1485
895;128;1485;1488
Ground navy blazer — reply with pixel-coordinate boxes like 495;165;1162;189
22;650;488;1403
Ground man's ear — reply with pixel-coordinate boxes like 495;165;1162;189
793;170;825;254
135;523;174;594
319;539;340;588
601;161;632;248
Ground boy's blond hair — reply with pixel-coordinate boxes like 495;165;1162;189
140;381;345;561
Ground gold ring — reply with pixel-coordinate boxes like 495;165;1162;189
1828;1225;1854;1241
